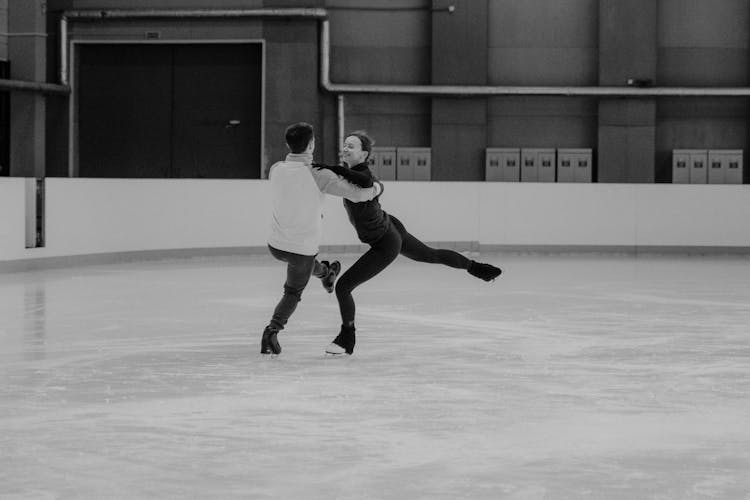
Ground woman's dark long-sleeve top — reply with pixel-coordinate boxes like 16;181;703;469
313;162;391;244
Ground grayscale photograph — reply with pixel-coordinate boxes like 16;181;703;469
1;1;749;498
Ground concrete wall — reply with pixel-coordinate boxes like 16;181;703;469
43;0;431;175
2;178;750;267
483;0;599;181
489;0;599;87
430;0;487;181
8;0;47;178
8;1;750;182
656;0;750;182
0;0;7;60
329;0;431;153
598;0;656;183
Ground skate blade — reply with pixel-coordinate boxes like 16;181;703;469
325;343;349;356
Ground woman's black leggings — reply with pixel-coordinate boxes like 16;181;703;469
335;215;471;326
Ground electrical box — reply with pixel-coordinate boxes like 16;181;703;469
486;148;520;182
538;149;556;182
521;148;555;182
521;149;538;182
412;148;431;181
556;150;575;182
708;151;724;184
671;150;692;184
557;148;591;183
396;148;413;180
573;149;593;183
688;150;708;184
396;147;431;181
371;147;396;181
485;149;503;181
708;149;743;185
725;151;744;184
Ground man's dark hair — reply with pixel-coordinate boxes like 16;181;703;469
347;130;374;155
285;122;314;153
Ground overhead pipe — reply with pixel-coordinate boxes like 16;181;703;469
60;7;750;97
318;19;750;97
0;78;69;95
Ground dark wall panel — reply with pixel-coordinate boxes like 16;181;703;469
263;19;320;173
488;0;598;48
597;0;656;183
344;95;430;148
330;47;429;85
490;116;597;150
489;97;597;149
658;49;748;86
431;0;487;180
44;94;69;177
78;45;172;178
329;5;430;53
0;4;7;61
432;0;486;85
658;0;749;50
171;44;262;178
326;1;431;164
488;49;597;86
657;0;749;182
599;0;656;85
488;0;598;86
0;60;8;176
79;44;262;178
598;126;655;183
432;124;486;181
345;113;430;149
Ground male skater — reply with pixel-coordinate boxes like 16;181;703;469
261;122;382;354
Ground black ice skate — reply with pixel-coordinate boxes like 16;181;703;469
260;326;281;355
320;260;341;294
325;325;355;355
468;261;502;282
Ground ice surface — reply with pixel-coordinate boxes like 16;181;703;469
1;253;749;499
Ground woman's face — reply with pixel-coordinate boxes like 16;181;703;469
342;136;369;166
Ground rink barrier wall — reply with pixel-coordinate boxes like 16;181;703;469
1;178;750;271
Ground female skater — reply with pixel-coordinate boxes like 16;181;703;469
313;131;502;355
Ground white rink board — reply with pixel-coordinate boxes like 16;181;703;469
2;178;750;263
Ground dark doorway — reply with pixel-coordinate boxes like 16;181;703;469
0;60;9;176
78;43;262;178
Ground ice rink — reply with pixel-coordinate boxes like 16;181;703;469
1;252;749;499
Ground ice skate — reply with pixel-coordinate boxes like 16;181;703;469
468;261;502;282
325;325;355;355
320;260;341;293
260;326;281;355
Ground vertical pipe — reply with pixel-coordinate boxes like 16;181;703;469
319;20;330;89
337;94;345;163
60;16;68;85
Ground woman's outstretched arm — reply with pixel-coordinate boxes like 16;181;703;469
312;163;374;188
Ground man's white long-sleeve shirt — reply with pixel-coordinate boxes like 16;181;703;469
267;153;379;256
